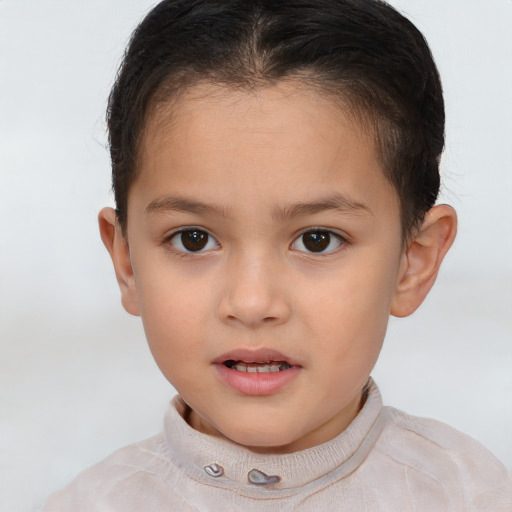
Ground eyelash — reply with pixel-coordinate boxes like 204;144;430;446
165;227;220;255
164;227;348;256
291;228;347;255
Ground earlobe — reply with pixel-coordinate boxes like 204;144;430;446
98;207;140;316
391;204;457;318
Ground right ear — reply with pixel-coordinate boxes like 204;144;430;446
98;207;140;316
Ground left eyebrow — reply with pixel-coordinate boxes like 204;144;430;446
272;193;373;222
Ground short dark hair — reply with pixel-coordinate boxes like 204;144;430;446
107;0;444;239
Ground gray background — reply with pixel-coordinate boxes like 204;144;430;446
1;1;511;510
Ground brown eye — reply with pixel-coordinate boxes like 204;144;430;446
170;229;218;253
292;230;343;254
303;232;330;252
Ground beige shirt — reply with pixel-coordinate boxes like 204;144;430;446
43;379;512;511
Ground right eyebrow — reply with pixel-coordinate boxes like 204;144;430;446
145;196;231;218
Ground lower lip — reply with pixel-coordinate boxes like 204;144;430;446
214;364;301;396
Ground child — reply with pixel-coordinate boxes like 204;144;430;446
43;0;512;510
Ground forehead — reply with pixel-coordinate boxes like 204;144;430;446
144;81;372;161
133;82;399;221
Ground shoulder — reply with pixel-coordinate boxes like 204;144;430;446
374;406;512;509
41;434;186;512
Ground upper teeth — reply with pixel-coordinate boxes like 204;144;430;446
227;361;291;373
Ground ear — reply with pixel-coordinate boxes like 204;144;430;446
98;207;140;316
391;204;457;318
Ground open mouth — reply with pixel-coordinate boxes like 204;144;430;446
224;360;292;373
215;351;300;395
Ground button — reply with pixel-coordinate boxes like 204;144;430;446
204;463;224;477
247;468;281;485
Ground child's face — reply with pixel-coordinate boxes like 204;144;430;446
123;83;406;453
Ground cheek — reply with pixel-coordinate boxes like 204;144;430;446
133;263;214;361
138;290;209;396
134;249;212;316
299;253;398;359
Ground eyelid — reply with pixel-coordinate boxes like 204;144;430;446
290;227;348;255
164;225;220;254
296;226;350;242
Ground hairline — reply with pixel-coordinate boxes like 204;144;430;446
122;75;413;243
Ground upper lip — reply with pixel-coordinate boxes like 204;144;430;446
213;348;301;367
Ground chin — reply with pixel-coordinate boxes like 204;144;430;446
221;422;303;453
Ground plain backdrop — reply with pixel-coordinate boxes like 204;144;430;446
1;1;511;510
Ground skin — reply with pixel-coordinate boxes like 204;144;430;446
99;82;457;454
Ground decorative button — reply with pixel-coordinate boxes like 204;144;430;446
247;468;281;485
204;463;224;477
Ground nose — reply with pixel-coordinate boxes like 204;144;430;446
217;250;291;329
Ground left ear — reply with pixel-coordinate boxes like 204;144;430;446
391;204;457;318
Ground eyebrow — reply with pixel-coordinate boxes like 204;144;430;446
145;196;231;217
272;193;373;222
145;193;372;220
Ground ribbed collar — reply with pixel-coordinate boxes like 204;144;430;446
164;378;384;496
